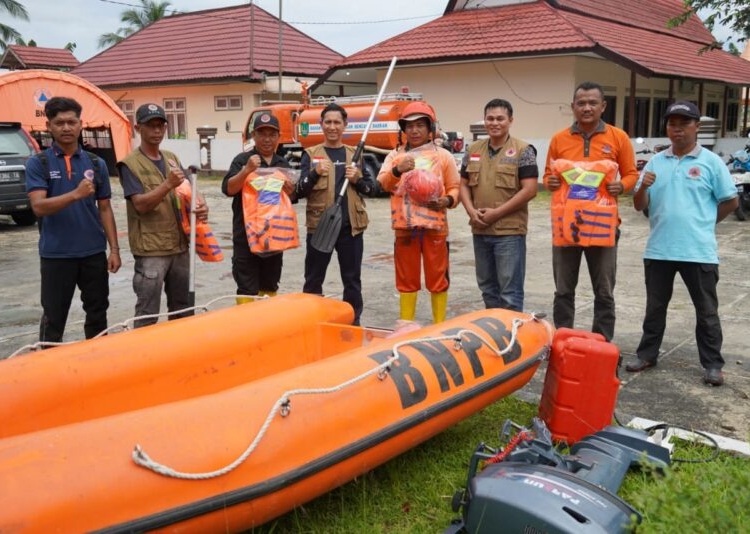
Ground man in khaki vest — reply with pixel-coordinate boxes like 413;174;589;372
459;98;538;311
295;103;378;325
117;103;210;327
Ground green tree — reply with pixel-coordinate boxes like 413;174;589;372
98;0;175;49
0;0;29;52
669;0;749;51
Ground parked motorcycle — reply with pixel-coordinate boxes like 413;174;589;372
726;144;750;221
635;137;670;171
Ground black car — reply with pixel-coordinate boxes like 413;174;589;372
0;121;39;226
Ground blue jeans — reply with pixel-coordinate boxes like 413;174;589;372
473;234;526;311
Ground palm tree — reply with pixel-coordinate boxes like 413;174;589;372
98;0;175;49
0;0;29;52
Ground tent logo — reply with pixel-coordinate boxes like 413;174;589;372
33;88;53;109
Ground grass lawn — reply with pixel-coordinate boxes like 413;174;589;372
251;396;749;533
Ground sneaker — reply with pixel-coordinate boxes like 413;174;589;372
703;368;724;387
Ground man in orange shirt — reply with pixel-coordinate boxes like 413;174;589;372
543;81;638;341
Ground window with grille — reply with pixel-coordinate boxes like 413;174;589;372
623;97;650;138
215;95;242;111
652;99;669;137
163;98;187;139
118;100;135;137
727;102;739;132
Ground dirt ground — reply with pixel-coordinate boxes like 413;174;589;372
1;178;748;443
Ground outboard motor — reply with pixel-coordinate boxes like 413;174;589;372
446;418;671;534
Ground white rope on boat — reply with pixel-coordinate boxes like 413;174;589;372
3;294;241;359
132;312;549;480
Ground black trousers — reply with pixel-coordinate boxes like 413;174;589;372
636;259;724;369
303;227;363;325
232;248;283;295
39;252;109;342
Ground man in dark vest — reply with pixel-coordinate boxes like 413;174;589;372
117;103;210;327
295;103;378;325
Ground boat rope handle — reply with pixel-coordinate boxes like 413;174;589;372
4;294;254;358
132;313;546;480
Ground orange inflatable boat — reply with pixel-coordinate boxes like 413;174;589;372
0;294;552;533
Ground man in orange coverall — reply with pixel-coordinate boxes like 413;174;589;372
377;102;460;323
543;81;638;341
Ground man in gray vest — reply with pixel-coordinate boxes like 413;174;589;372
117;103;210;327
459;98;538;311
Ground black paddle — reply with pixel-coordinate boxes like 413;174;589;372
310;57;398;253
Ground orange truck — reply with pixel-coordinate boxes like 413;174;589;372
242;92;463;176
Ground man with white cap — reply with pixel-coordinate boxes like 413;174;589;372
117;103;210;327
626;100;738;386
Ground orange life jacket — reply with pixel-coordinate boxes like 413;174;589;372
391;149;447;231
174;181;224;262
550;159;618;247
242;169;299;255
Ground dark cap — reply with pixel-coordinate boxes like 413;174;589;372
664;101;700;121
253;113;280;131
136;103;167;124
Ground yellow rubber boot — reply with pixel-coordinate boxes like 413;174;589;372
235;295;255;305
258;291;277;298
399;292;418;321
431;291;448;323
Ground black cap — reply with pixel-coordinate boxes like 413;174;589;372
253;113;280;131
136;103;167;124
664;101;700;121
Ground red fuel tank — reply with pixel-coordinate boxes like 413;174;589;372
538;328;620;444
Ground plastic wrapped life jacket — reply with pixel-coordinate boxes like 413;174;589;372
392;145;447;231
174;180;224;262
550;159;619;247
242;167;300;255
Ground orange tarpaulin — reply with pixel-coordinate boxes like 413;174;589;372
0;69;132;161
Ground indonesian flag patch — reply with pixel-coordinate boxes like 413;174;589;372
470;153;481;162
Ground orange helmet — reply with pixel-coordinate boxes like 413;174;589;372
398;101;437;132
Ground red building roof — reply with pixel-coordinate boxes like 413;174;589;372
337;0;750;85
561;10;750;85
549;0;715;44
73;4;342;87
0;45;80;70
340;2;591;67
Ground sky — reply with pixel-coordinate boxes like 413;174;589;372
9;0;448;62
7;0;743;63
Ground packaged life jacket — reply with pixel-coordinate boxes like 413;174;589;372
174;180;224;262
242;168;299;255
550;159;619;247
392;145;447;231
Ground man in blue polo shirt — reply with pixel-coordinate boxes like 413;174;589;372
625;101;738;386
25;96;121;343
